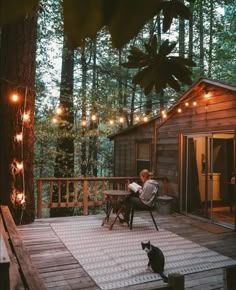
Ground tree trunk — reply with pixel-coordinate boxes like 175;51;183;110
0;10;38;224
199;0;204;75
80;44;88;176
208;0;213;77
88;39;98;176
55;37;74;178
188;1;194;62
178;0;185;58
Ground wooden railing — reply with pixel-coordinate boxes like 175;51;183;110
35;176;168;219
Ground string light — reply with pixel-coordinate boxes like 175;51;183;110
15;132;23;143
81;119;87;127
143;116;148;122
16;161;23;171
177;108;182;113
10;93;20;103
91;114;97;122
119;117;124;124
23;111;30;122
55;106;63;115
51;117;58;124
185;102;189;107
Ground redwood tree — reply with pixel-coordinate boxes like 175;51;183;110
0;9;38;224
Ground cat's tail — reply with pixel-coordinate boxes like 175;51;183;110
160;272;168;283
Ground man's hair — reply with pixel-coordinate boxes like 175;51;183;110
140;169;151;178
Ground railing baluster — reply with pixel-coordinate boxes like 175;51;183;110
74;181;78;206
83;180;88;215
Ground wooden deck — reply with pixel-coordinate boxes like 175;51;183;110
18;212;236;290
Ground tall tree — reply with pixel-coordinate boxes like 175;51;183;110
54;36;75;178
199;0;205;75
0;6;38;224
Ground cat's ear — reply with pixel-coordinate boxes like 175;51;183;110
148;241;150;245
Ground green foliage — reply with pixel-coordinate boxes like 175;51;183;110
123;37;195;95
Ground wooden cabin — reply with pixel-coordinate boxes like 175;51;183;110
109;78;236;229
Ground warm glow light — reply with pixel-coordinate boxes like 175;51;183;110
193;101;197;106
91;114;97;121
185;102;189;107
135;116;140;121
81;120;87;127
15;133;23;142
163;113;167;118
204;91;211;98
143;116;148;122
17;193;23;200
52;117;58;124
119;117;124;124
23;112;30;122
109;119;114;125
16;161;23;170
177;108;182;113
55;107;63;115
161;110;166;115
16;192;25;204
10;93;20;103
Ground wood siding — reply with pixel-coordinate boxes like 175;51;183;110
113;121;157;176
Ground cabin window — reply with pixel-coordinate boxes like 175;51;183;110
136;142;151;175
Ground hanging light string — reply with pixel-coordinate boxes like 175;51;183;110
21;87;28;202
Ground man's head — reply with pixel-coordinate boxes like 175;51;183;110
139;169;151;183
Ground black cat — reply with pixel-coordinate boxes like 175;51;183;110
141;241;168;283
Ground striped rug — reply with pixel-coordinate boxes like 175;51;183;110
51;215;236;290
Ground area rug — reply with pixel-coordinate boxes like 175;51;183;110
193;222;233;234
51;216;236;290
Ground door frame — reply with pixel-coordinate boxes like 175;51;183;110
180;130;236;229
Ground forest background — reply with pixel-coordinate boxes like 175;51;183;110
35;0;235;178
0;0;235;223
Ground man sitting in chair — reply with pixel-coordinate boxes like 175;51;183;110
120;169;159;224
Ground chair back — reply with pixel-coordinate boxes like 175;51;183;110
150;184;159;208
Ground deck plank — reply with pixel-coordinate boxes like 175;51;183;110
18;212;236;290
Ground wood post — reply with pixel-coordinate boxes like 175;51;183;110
168;273;185;290
224;265;236;290
83;180;88;215
37;180;42;218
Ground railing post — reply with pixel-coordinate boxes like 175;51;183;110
168;273;184;290
83;180;88;215
37;180;42;219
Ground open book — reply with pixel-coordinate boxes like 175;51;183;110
128;182;142;193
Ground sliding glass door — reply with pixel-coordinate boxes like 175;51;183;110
182;131;235;228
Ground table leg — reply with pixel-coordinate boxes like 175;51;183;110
109;205;126;230
101;200;113;226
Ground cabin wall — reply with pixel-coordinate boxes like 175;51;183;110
156;87;236;196
113;121;156;177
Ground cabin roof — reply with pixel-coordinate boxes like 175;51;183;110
109;78;236;139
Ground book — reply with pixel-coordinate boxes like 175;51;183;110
128;182;142;193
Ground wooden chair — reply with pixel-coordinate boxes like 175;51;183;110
129;185;159;231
